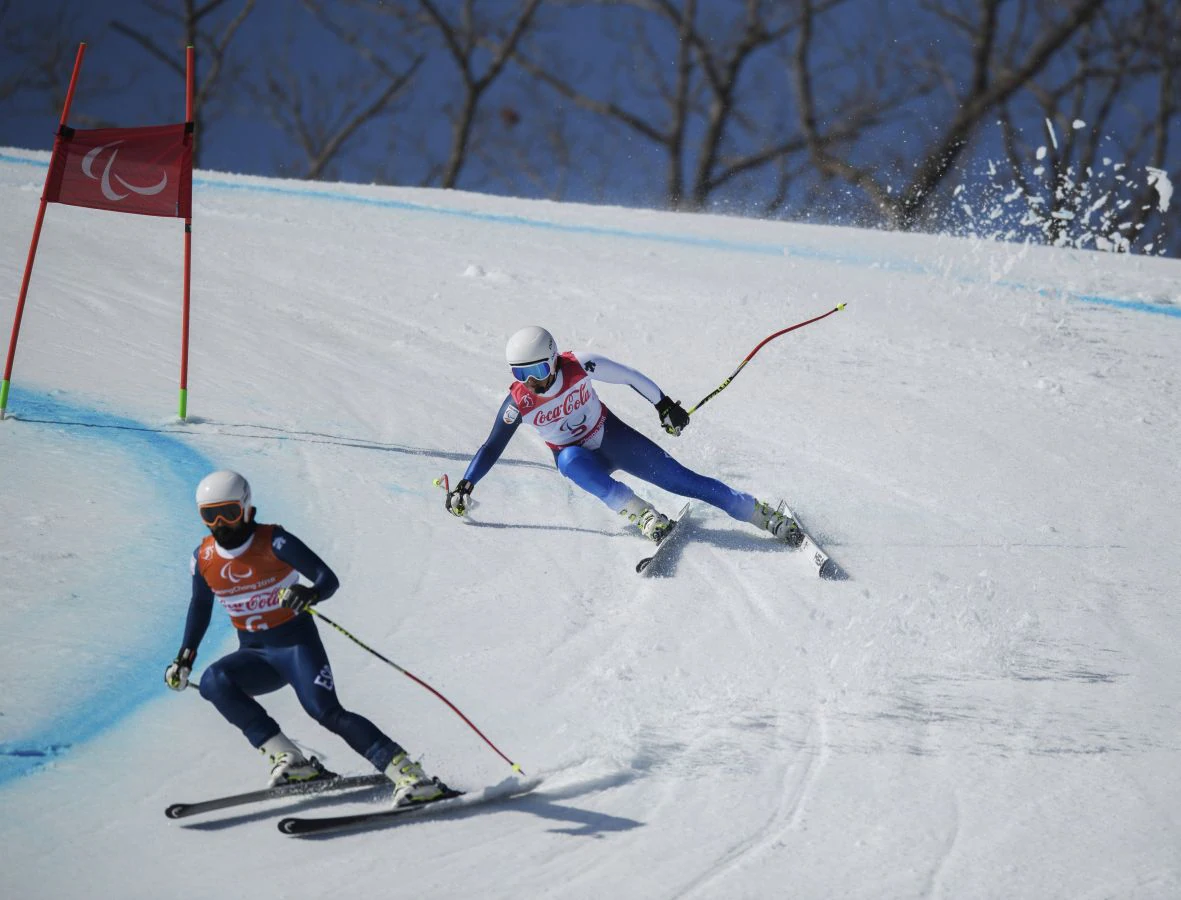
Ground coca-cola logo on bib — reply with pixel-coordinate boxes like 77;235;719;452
533;382;590;427
228;587;281;613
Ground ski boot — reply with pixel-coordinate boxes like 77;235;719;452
385;751;446;807
751;500;803;548
638;508;672;542
619;495;672;543
261;733;331;787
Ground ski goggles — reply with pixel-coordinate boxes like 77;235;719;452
199;501;245;528
511;359;553;383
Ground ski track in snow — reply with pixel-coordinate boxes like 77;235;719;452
673;708;828;900
667;535;830;898
922;790;962;899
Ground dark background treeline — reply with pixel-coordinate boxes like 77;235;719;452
2;0;1177;256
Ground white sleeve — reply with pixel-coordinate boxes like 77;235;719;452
574;353;664;405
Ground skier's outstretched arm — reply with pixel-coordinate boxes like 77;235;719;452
446;394;521;516
576;353;663;402
272;527;339;614
577;353;690;435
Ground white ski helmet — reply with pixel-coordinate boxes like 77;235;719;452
196;470;252;524
505;325;558;382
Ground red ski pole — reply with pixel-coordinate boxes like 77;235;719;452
307;608;524;774
687;303;846;417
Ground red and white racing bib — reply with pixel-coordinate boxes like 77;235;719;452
509;353;608;450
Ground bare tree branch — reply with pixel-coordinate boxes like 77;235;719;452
793;0;1107;231
0;3;124;124
509;0;833;210
414;0;544;187
249;3;423;181
109;21;186;77
110;0;257;167
985;0;1179;254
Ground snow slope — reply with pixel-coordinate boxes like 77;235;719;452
2;147;1180;899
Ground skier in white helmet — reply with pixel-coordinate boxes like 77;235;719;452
164;470;446;806
444;326;800;544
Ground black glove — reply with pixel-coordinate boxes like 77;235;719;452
446;478;474;517
278;584;320;613
655;395;690;436
164;647;197;691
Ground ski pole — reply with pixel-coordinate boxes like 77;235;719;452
306;607;524;775
687;303;846;417
435;473;477;517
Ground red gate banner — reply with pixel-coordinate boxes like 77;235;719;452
44;123;193;218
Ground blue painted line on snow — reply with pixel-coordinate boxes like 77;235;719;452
1;150;1176;317
196;174;899;269
0;388;222;788
1062;292;1179;317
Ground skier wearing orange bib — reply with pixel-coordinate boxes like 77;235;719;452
164;470;442;806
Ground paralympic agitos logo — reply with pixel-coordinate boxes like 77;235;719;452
81;141;169;202
220;561;255;584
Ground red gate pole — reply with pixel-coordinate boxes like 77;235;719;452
0;42;87;419
178;44;195;421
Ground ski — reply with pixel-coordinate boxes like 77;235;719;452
165;772;391;820
636;502;692;575
277;776;543;836
785;503;848;581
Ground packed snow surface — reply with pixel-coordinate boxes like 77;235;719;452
1;147;1179;899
